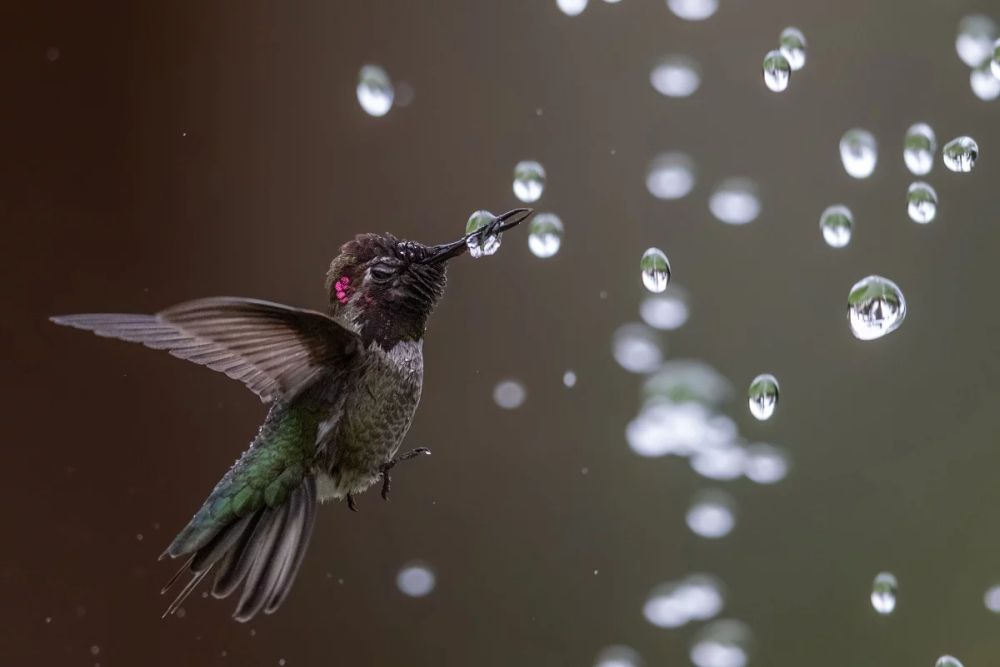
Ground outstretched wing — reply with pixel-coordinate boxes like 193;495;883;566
51;297;362;403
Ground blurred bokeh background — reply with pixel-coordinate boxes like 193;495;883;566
5;0;1000;665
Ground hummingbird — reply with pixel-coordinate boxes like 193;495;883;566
51;208;533;622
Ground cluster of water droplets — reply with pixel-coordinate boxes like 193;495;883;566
644;575;725;628
762;27;806;92
956;15;1000;101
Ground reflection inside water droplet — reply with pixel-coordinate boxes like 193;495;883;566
687;489;736;539
513;160;546;203
779;27;807;70
907;182;938;223
971;59;1000;100
640;248;672;293
650;56;701;97
747;374;779;421
528;212;563;258
709;178;760;225
943;136;979;173
848;276;907;340
762;50;791;92
956;15;997;67
870;571;898;614
357;64;394;117
397;562;435;597
819;205;853;248
465;210;500;258
646;152;695;200
904;123;936;176
936;656;964;667
840;129;877;179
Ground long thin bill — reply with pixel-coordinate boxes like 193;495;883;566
424;208;534;264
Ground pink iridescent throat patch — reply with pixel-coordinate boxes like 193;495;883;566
334;275;351;304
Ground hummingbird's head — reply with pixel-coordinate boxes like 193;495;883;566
325;208;533;348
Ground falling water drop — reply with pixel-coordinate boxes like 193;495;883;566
513;161;546;203
465;210;500;258
640;248;671;293
667;0;718;21
971;59;1000;100
847;276;907;340
646;152;695;200
640;288;690;330
686;489;737;539
903;123;936;176
690;620;752;667
356;64;394;117
556;0;588;16
527;213;564;258
493;379;527;410
762;50;791;92
943;136;979;173
650;56;701;98
936;657;964;667
871;572;898;614
709;178;760;225
819;205;854;248
613;323;663;374
744;443;789;484
985;584;1000;612
396;561;436;597
906;182;938;224
747;374;779;421
840;129;877;179
594;646;642;667
956;15;997;67
779;27;807;70
563;370;577;388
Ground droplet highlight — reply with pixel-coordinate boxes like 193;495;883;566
667;0;718;21
513;160;546;203
747;374;779;421
640;248;672;293
903;123;936;176
690;620;752;667
819;205;854;248
840;129;877;179
650;55;701;98
396;561;436;597
493;379;526;410
778;27;807;71
646;152;695;200
357;64;394;117
709;178;760;225
906;182;938;224
870;571;897;614
956;15;997;68
556;0;588;16
762;50;791;92
527;212;563;258
971;59;1000;100
943;136;979;173
847;276;907;340
686;490;736;539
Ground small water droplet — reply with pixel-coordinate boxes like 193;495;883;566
396;561;435;597
907;182;938;224
779;27;807;70
646;151;695;199
356;64;394;117
528;212;563;258
957;15;997;67
971;59;1000;100
840;129;877;179
465;210;500;258
943;136;979;173
667;0;718;21
686;489;736;539
556;0;588;16
613;323;663;374
690;620;751;667
904;123;936;176
762;50;791;92
709;178;760;225
594;645;642;667
640;248;671;293
650;55;701;97
513;160;546;203
493;379;526;409
90;646;100;656
640;288;690;330
136;533;143;541
691;443;746;481
819;205;854;248
744;443;789;484
46;46;60;62
936;657;964;667
848;276;906;340
985;584;1000;612
747;374;779;421
563;370;577;388
871;572;898;614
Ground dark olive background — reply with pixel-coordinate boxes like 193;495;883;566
4;0;1000;665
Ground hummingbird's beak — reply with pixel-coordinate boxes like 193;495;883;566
423;208;534;265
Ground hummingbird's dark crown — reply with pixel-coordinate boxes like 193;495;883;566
325;233;448;348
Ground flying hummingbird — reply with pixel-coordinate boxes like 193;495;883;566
51;208;533;622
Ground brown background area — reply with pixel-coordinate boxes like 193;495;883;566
4;0;1000;665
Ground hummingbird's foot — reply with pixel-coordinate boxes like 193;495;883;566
380;447;432;501
347;493;359;512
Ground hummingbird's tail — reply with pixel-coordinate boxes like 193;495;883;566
160;476;317;622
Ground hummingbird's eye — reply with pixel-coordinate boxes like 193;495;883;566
369;263;397;283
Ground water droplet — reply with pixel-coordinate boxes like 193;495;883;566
528;212;563;258
513;160;546;203
356;64;394;117
848;276;906;340
762;50;791;92
493;379;526;409
709;178;760;225
690;620;751;667
943;136;979;173
90;646;101;656
646;152;695;200
779;27;807;71
686;490;736;539
556;0;588;16
563;370;577;388
993;39;1000;78
985;584;1000;612
744;443;789;484
650;55;701;97
396;561;435;597
936;657;964;667
956;15;997;68
594;645;641;667
613;323;663;374
691;443;746;480
819;205;854;248
628;401;735;457
640;248;671;293
465;210;500;258
640;288;690;330
903;123;937;176
907;182;938;224
747;374;779;421
840;129;877;179
971;59;1000;100
644;575;724;628
667;0;718;21
644;360;732;407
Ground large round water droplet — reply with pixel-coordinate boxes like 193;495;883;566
779;27;807;70
870;571;897;614
744;443;789;484
613;323;663;374
936;657;964;667
527;212;563;258
690;620;751;667
493;379;526;409
709;178;760;225
747;374;779;421
819;205;853;248
847;276;906;340
943;136;979;173
762;50;791;92
640;288;690;330
513;160;546;203
465;210;500;258
396;561;435;597
667;0;717;21
640;248;671;293
650;55;701;98
357;65;394;117
956;15;997;67
646;152;695;200
840;129;877;179
903;123;936;176
594;646;641;667
686;489;736;539
907;182;938;224
971;59;1000;100
556;0;588;16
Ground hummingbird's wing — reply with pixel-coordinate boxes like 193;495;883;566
51;297;362;403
